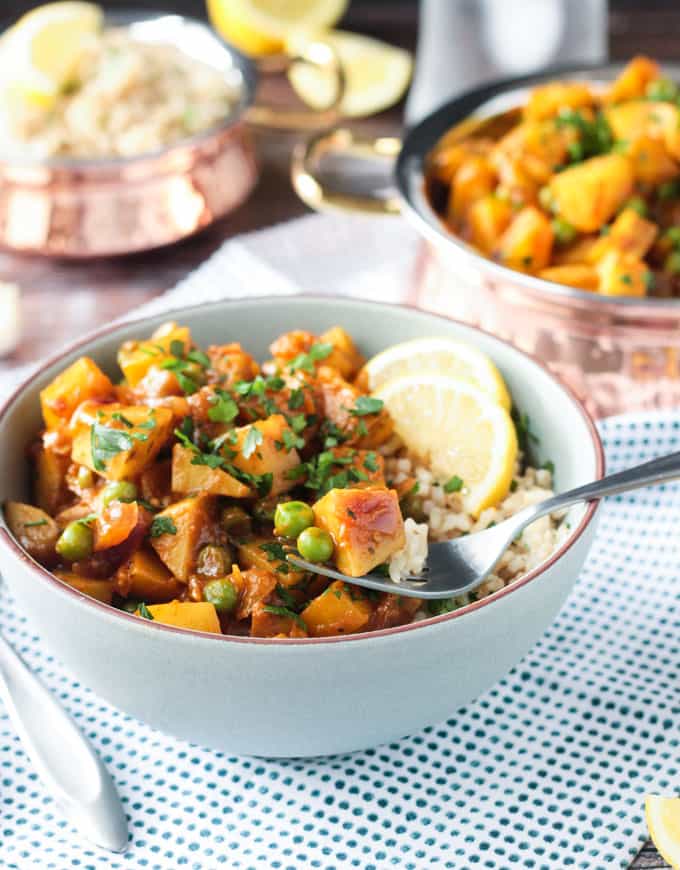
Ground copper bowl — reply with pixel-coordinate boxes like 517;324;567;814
0;11;341;259
292;63;680;419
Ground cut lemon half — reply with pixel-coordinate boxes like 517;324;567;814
207;0;348;57
287;30;413;117
359;337;511;410
374;374;518;517
1;2;102;107
646;794;680;869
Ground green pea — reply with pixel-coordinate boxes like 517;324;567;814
196;544;232;578
77;466;94;489
203;577;238;613
665;251;680;275
274;501;315;539
624;196;648;217
550;217;576;245
101;480;138;506
56;520;94;562
646;77;679;103
297;526;334;563
665;226;680;249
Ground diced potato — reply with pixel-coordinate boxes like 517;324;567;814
4;502;59;564
625;135;678;185
237;537;306;587
72;405;173;481
149;494;217;581
139;459;172;508
117;322;191;388
301;580;374;637
448;156;497;225
524;81;594;121
549;154;634;232
314;367;394;449
54;570;115;604
605;101;678;150
586;208;658;262
206;342;259;385
313;487;405;577
231;415;301;497
495;206;554;272
171;444;252;498
538;265;598;292
115;548;182;603
34;440;70;514
144;600;221;634
427;137;493;185
40;357;114;430
467;195;514;254
250;600;308;638
603;55;661;104
553;235;600;265
319;326;365;380
596;250;650;296
492;120;578;184
133;366;183;399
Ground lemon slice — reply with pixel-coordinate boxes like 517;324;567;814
1;2;102;107
287;30;413;117
360;337;511;410
646;795;680;869
207;0;348;57
374;374;518;517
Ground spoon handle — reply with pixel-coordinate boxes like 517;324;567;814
521;450;680;525
0;631;128;852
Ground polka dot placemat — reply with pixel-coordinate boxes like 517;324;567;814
1;412;678;870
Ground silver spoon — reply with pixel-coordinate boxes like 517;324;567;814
0;630;128;852
287;450;680;599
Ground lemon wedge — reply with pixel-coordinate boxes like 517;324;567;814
374;374;518;517
359;337;511;410
646;795;680;869
287;29;412;117
1;2;102;107
207;0;348;57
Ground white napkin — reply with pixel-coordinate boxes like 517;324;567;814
0;213;676;870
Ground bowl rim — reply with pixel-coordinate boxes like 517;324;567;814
396;60;680;312
0;10;256;171
0;295;605;646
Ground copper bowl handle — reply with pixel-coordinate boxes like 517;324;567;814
246;41;346;130
291;127;402;214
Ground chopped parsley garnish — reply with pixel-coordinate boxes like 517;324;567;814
111;412;134;427
169;339;185;358
275;584;298;610
540;459;556;475
187;349;210;368
350;396;384;416
620;273;633;285
90;422;145;472
208;390;239;424
288;388;305;409
260;542;288;562
555;109;613;163
289;413;307;433
443;475;464;493
150;516;177;538
242;426;263;459
322;421;348;448
191;452;226;469
23;519;48;527
363;452;379;472
262;604;307;631
288;342;333;373
234;375;284;398
643;270;656;292
427;598;462;616
279;429;304;452
137;602;154;620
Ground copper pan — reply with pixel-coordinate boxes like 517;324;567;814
292;63;680;418
0;11;344;259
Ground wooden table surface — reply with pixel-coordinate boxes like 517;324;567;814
0;3;675;867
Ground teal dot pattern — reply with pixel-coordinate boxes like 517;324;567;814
0;412;678;869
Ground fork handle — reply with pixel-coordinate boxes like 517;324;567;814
518;449;680;526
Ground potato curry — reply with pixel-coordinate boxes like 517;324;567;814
426;56;680;297
5;323;422;639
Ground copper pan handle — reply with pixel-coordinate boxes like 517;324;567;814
291;127;402;215
246;41;345;130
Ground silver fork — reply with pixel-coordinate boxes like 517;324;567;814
287;451;680;599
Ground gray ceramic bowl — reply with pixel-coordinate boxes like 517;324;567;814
0;298;603;757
